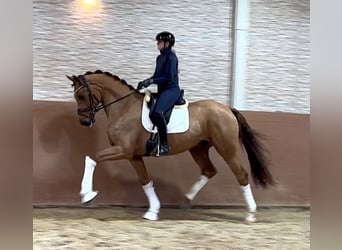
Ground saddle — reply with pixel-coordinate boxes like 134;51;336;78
143;89;187;156
146;89;186;124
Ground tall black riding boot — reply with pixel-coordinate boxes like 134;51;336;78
154;112;169;156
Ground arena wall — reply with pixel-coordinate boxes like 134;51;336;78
33;0;310;114
33;101;310;207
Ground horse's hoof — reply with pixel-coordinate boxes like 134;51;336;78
180;196;192;209
245;212;257;224
81;190;98;204
143;211;159;221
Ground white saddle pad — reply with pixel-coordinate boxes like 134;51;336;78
141;100;190;133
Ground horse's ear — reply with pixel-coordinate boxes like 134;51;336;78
73;75;81;82
66;75;73;82
66;75;79;87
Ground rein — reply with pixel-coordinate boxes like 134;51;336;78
93;91;136;112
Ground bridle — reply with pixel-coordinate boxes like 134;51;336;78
74;75;135;122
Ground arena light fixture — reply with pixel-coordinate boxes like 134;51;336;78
72;0;103;24
82;0;97;6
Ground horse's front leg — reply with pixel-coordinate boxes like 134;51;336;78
130;157;161;221
96;145;161;220
80;155;98;203
80;146;161;221
80;145;127;204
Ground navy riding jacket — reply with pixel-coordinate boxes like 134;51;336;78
152;48;181;114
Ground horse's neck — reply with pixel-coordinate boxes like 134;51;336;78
99;79;139;120
102;86;128;102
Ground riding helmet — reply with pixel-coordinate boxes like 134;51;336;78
155;31;175;47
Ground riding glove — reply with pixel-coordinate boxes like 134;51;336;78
138;78;154;89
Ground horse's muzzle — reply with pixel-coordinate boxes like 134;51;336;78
78;109;96;127
80;117;95;127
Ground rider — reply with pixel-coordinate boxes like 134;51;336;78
138;31;181;156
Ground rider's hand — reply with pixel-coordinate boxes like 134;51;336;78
137;78;154;89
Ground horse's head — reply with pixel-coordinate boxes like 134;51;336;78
66;74;102;127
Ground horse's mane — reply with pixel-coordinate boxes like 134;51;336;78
83;70;137;92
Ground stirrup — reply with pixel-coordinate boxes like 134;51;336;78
156;143;169;157
144;130;158;156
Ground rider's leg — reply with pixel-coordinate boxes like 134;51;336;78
152;111;169;156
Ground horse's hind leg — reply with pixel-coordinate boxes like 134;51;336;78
186;141;217;201
217;146;257;223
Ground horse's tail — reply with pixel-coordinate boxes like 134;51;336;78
230;107;276;188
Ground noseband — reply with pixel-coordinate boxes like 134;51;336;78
75;75;135;122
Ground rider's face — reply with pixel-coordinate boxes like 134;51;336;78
157;40;164;50
157;40;169;51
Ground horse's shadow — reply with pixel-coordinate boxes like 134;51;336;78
36;112;98;166
35;109;120;202
34;109;246;224
35;107;187;205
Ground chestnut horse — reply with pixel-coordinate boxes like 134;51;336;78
66;70;275;223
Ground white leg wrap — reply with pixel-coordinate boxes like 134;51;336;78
185;175;209;200
142;181;160;214
241;184;257;212
80;156;97;202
